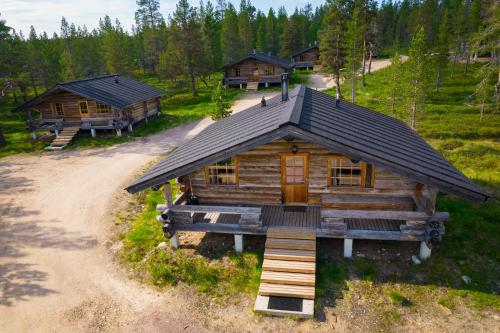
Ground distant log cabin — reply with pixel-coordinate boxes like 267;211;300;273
127;79;488;318
222;52;292;89
291;45;320;70
15;75;165;139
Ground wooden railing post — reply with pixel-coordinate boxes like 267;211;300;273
164;183;173;208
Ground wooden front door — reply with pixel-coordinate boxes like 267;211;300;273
281;153;309;204
251;67;260;81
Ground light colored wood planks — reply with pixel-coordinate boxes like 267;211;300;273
265;238;316;251
262;259;316;274
264;248;316;262
267;227;316;240
259;283;315;299
260;271;315;286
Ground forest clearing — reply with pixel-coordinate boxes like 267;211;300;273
1;0;499;332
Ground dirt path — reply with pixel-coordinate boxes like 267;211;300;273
0;59;401;333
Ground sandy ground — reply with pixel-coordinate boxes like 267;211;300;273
308;57;408;91
0;61;402;333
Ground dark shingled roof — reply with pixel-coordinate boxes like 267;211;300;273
14;74;165;111
291;44;319;58
221;53;293;70
126;85;488;202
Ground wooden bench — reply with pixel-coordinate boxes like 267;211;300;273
159;205;262;227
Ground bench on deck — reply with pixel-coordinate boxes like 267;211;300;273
157;205;263;228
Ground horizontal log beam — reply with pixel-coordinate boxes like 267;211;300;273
321;209;449;221
169;204;262;215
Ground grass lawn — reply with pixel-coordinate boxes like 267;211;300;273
118;62;498;329
0;75;241;157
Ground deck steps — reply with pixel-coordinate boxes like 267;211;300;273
255;227;317;318
260;271;315;286
246;81;259;91
265;238;316;251
266;227;316;240
46;128;79;150
259;283;315;299
262;259;316;274
264;248;316;262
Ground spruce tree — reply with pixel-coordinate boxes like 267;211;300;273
434;8;449;92
344;0;365;103
389;49;403;117
210;81;231;120
221;4;241;63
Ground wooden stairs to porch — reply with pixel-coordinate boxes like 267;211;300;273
246;81;259;91
46;127;79;150
255;227;317;318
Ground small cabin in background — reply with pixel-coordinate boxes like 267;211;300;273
15;75;165;149
222;53;292;89
291;45;320;70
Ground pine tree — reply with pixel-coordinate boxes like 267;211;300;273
210;81;231;120
434;7;450;91
405;26;430;129
255;11;267;53
265;8;279;55
389;49;403;117
221;4;241;63
344;0;365;103
319;0;347;97
238;7;254;54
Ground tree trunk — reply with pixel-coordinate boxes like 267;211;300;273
30;72;38;96
361;39;367;87
189;65;197;97
368;48;373;74
0;127;5;146
411;101;417;129
480;100;484;121
451;51;458;78
11;83;18;104
335;75;341;98
435;69;441;92
351;76;355;103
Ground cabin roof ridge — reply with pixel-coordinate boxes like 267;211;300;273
57;74;118;86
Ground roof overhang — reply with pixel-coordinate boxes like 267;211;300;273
126;123;489;202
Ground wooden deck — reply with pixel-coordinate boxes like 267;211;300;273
262;205;321;228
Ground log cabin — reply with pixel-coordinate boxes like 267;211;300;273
14;75;165;149
222;52;292;89
126;75;488;318
291;44;320;70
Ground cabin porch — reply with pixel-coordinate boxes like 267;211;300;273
156;201;447;258
223;74;284;88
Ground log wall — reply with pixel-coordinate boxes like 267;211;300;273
225;59;288;78
188;139;426;211
292;47;320;63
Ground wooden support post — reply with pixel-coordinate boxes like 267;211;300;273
419;241;431;260
163;183;173;208
265;82;269;88
235;234;243;253
90;128;96;138
31;132;37;140
54;129;59;137
116;128;122;137
239;83;243;89
344;239;353;258
128;123;133;132
170;232;180;249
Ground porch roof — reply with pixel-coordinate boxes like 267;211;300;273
13;74;165;111
221;53;293;70
126;85;489;202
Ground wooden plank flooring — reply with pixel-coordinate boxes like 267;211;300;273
257;226;317;301
262;205;321;228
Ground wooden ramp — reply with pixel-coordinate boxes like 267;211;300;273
46;128;79;150
255;227;317;318
246;81;259;91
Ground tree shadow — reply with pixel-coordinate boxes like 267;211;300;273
0;262;57;306
0;164;34;194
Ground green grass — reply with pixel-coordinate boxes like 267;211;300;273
0;75;241;156
120;180;262;297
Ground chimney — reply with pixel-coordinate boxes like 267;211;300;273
261;96;267;107
335;92;340;107
281;73;289;102
114;75;119;84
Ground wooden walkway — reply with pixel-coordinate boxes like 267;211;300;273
255;227;317;317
